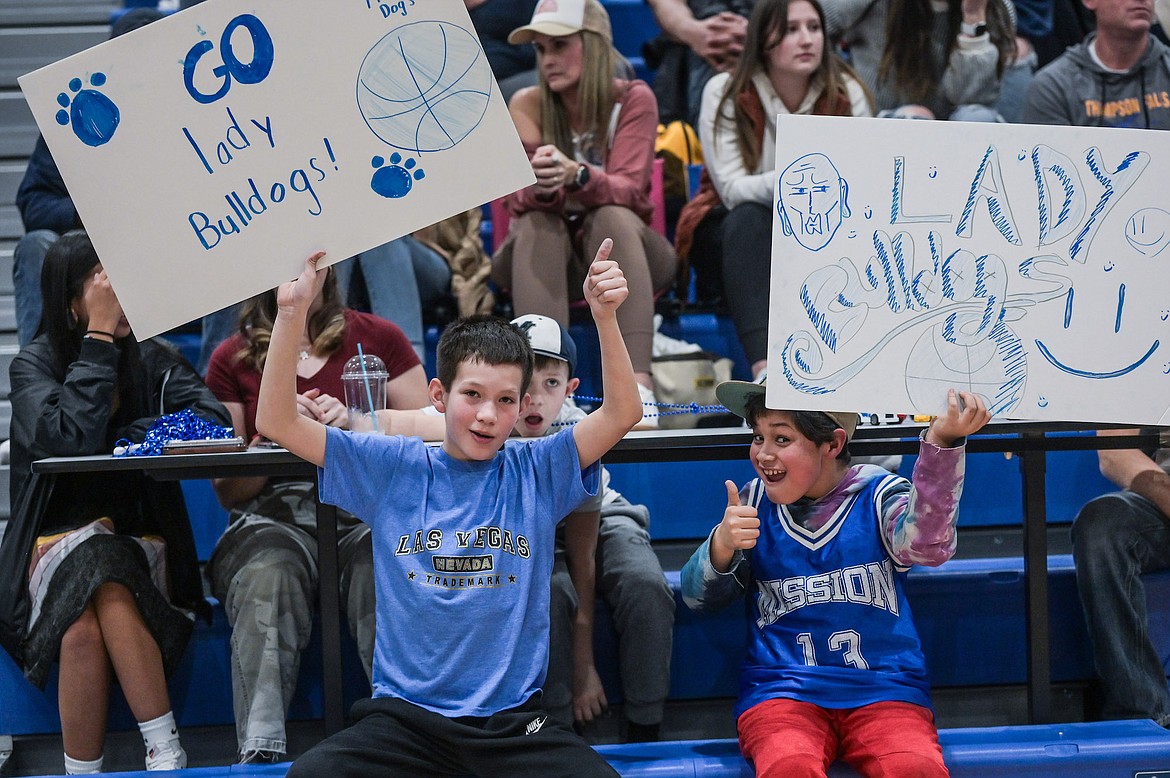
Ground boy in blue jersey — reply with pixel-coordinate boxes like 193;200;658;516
256;239;643;778
682;375;990;778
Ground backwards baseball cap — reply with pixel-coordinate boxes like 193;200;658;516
716;373;858;441
508;0;613;45
512;314;578;375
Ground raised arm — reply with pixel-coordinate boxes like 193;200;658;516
886;389;991;567
255;252;329;466
572;239;643;468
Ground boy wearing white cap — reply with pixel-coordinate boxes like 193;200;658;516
510;315;674;742
682;378;989;777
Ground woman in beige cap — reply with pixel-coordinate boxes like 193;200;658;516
493;0;679;429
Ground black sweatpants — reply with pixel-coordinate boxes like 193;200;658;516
287;694;619;777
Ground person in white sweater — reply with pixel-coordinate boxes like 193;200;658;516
675;0;871;378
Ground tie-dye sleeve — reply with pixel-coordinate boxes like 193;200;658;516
883;433;967;568
681;527;752;612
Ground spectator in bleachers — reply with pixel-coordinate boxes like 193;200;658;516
266;245;638;778
0;230;229;774
379;313;677;741
1021;0;1170;128
467;0;542;104
682;378;990;777
494;0;679;428
11;8;163;349
203;269;427;764
1029;0;1170;719
820;0;1016;120
644;0;754;126
510;315;674;742
675;0;872;379
1071;435;1170;726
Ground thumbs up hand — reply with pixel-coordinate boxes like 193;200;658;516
712;480;760;567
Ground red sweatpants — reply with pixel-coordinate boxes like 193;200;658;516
737;698;949;778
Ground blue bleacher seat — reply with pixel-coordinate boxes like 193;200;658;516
18;721;1170;777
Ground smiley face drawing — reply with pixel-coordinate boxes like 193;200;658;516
1035;279;1160;380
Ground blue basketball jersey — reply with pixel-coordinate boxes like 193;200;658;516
735;474;933;718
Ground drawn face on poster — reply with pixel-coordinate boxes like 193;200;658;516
766;116;1170;425
19;0;534;339
776;153;850;251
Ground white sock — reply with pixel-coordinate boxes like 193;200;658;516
138;710;181;755
64;753;103;774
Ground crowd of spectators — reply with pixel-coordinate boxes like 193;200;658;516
4;0;1170;772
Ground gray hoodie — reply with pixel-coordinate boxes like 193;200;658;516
1022;32;1170;128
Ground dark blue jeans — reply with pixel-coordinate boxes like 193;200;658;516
13;230;58;347
1072;490;1170;725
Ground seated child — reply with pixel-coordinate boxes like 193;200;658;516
257;239;643;777
509;315;675;741
682;375;990;778
379;314;677;741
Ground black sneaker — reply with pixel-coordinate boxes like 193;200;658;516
239;749;284;764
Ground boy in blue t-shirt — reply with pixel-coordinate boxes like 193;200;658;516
257;239;642;777
682;376;990;777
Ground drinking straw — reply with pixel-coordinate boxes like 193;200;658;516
356;343;377;416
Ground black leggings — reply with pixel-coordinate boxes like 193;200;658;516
692;201;772;365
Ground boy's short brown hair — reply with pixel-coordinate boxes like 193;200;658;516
435;315;534;395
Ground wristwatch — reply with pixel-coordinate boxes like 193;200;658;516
567;163;591;191
960;20;988;37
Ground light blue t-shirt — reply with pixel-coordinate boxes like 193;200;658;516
319;425;599;717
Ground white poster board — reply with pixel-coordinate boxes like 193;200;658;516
19;0;534;339
766;115;1170;426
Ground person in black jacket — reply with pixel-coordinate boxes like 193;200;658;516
0;231;229;774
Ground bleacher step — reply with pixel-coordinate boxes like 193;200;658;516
10;722;1170;777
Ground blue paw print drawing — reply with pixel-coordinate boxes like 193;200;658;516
371;153;424;198
56;73;120;147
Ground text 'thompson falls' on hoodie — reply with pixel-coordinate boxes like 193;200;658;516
1022;33;1170;129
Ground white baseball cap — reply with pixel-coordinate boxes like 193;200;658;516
508;0;613;45
511;314;578;375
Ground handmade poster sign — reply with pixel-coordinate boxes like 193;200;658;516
18;0;534;339
766;115;1170;425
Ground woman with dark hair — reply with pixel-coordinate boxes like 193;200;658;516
203;267;426;764
676;0;872;380
822;0;1016;119
0;230;230;774
493;0;679;427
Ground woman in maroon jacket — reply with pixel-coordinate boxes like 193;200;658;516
493;0;678;425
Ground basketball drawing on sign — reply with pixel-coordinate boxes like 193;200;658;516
357;20;493;199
